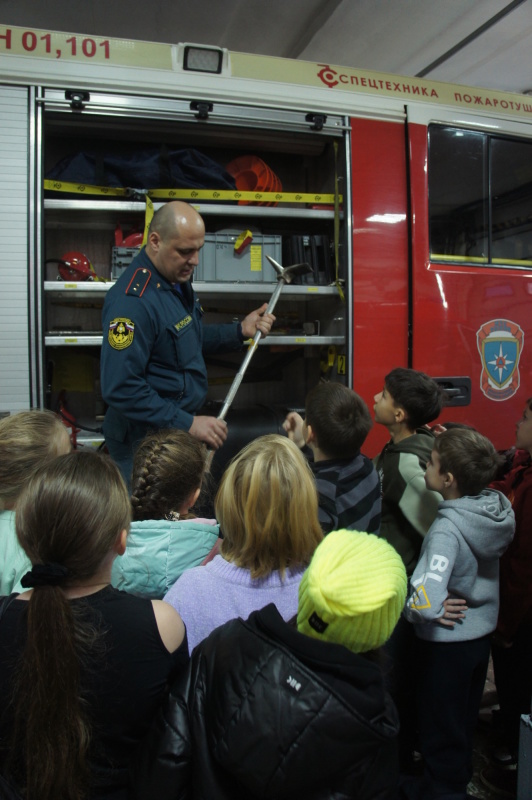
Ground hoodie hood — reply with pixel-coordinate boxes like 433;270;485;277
111;517;219;598
384;426;435;459
437;489;514;559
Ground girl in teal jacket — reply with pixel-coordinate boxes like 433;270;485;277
111;429;219;598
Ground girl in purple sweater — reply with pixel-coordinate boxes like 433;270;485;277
164;434;323;653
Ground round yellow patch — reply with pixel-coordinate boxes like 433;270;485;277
108;318;134;350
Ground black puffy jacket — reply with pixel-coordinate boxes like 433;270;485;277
134;604;400;800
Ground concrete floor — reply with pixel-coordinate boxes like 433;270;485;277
467;663;517;800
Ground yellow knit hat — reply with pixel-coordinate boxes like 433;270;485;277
297;530;407;653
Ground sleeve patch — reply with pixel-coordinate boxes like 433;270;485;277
108;318;135;350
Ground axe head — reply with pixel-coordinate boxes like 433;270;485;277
266;255;312;284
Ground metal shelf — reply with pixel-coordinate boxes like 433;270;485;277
45;334;344;347
75;418;105;449
194;283;340;296
260;336;344;345
45;335;104;346
44;199;338;221
45;281;113;294
44;281;341;297
77;434;106;448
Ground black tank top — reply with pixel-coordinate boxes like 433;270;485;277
0;586;188;799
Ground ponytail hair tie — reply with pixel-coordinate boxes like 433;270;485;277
20;563;69;588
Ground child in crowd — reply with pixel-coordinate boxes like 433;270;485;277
135;529;407;800
0;450;187;800
163;434;323;654
111;429;219;598
486;397;532;778
0;409;71;595
373;367;445;773
373;367;446;575
403;428;515;800
283;381;381;534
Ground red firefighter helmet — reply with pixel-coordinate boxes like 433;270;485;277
58;251;97;281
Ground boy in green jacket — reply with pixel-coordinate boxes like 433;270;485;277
373;366;445;773
373;367;445;576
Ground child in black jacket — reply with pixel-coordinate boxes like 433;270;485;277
135;529;407;800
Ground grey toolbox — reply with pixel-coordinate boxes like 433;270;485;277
196;230;281;282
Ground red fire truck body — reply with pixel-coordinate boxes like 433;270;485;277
0;26;530;454
353;111;531;452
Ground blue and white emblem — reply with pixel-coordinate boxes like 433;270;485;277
476;319;524;401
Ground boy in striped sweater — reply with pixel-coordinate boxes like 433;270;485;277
283;381;381;535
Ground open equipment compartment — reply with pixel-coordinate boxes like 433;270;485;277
39;91;349;445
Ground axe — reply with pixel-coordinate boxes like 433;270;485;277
216;256;312;422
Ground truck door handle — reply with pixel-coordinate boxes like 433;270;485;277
433;376;471;407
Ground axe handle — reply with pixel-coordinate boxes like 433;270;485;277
217;278;286;421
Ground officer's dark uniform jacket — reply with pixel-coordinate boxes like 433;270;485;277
134;604;400;800
101;247;244;445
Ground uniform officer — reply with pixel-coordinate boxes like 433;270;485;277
101;201;275;481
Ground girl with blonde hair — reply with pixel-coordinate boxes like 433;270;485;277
0;450;187;800
164;434;323;653
0;409;71;594
112;429;219;598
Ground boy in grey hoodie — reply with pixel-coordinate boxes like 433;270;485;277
402;428;515;800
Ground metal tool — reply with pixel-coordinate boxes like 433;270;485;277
216;255;312;421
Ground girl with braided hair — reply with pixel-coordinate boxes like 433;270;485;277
111;428;219;598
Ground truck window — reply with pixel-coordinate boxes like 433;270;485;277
491;137;532;266
428;125;532;268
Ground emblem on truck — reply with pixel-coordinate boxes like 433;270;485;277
477;319;524;401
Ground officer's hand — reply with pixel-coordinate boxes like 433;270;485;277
189;416;228;449
282;412;306;449
241;303;276;339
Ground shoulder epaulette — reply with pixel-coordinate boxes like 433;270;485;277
125;268;151;297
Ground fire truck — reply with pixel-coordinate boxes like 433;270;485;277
1;24;531;454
